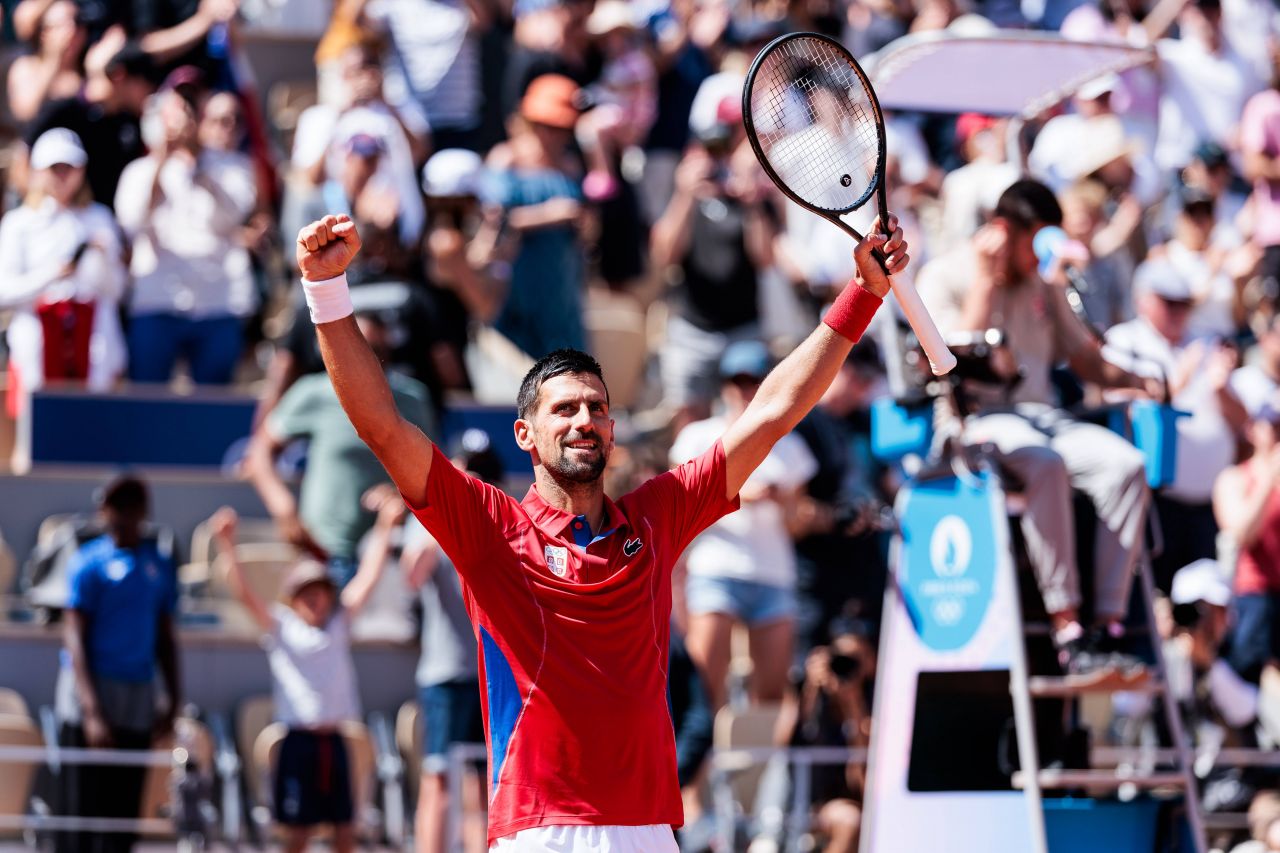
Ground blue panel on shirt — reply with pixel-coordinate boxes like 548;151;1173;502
66;535;177;683
480;627;522;788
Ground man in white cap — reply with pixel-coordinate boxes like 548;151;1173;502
420;148;510;395
1165;559;1259;734
1104;259;1244;591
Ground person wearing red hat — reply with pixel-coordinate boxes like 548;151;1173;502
481;74;589;362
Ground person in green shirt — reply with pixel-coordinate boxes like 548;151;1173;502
246;312;436;585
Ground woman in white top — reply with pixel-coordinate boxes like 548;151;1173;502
115;85;258;385
0;128;127;418
670;340;818;709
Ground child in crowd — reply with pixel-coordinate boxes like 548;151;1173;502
209;485;405;852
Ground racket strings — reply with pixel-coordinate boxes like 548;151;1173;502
749;37;882;213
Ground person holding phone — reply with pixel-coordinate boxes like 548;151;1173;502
0;128;127;421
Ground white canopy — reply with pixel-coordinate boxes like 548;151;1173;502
866;30;1155;118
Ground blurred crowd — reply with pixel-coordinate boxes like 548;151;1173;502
5;0;1280;848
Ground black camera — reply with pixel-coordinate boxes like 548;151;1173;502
1172;601;1206;630
829;653;861;681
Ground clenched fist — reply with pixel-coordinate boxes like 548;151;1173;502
297;214;362;281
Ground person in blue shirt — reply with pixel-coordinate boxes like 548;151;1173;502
54;474;180;853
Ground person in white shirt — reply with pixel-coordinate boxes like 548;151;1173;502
290;42;428;249
670;340;818;708
0;128;127;418
209;493;397;853
115;83;257;385
1103;259;1243;590
1155;0;1265;172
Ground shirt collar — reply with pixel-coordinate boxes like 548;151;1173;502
521;485;629;541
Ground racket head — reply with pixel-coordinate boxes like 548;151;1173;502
742;32;888;223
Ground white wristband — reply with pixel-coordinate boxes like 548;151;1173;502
302;273;354;324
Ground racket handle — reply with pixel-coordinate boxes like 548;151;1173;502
889;276;957;376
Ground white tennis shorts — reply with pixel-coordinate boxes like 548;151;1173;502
490;824;679;852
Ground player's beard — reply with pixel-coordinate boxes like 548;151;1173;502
546;435;607;484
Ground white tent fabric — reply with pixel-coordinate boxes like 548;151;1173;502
866;31;1154;118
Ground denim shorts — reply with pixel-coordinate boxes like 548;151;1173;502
685;574;796;626
419;680;484;775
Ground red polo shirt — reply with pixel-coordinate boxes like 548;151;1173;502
408;439;740;845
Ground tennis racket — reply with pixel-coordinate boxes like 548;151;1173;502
742;32;957;376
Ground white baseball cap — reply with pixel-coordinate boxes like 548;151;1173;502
422;148;485;198
30;128;87;171
1171;558;1232;607
1134;258;1195;303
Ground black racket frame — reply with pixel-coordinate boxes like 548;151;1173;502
741;31;893;262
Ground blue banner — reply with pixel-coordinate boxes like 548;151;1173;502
899;473;999;652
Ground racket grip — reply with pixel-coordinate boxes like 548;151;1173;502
889;276;957;376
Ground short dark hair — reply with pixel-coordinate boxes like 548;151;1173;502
516;349;608;419
98;474;148;514
105;41;156;82
994;179;1063;229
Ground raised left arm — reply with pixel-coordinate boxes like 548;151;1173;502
721;220;908;499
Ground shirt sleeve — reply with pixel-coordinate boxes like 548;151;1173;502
66;546;98;612
635;439;741;556
405;444;520;577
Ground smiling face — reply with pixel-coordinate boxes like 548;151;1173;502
514;372;615;485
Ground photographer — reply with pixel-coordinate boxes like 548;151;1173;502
750;617;875;853
1162;560;1262;814
651;93;780;430
1164;560;1259;733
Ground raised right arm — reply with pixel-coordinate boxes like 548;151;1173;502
297;215;436;505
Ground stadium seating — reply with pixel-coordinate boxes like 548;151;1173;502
0;714;43;830
138;716;216;836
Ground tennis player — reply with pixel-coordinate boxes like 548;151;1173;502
295;212;908;852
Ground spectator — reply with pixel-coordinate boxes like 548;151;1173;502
917;179;1161;682
1057;179;1135;331
1173;141;1247;246
485;73;588;360
1103;260;1242;590
115;78;257;385
1233;790;1280;853
751;617;876;853
1146;185;1260;341
793;342;892;650
6;0;87;123
421;147;512;394
0;129;127;420
936;113;1018;254
1233;310;1280;418
290;40;428;249
403;433;499;853
363;0;488;151
210;494;396;853
55;474;181;853
245;313;436;586
1243;48;1280;304
1163;560;1259;745
640;0;723;222
652;95;778;427
1155;0;1265;172
578;0;657;292
502;0;595;119
671;341;818;708
1217;401;1280;683
23;34;156;208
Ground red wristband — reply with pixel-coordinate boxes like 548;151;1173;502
822;281;882;342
